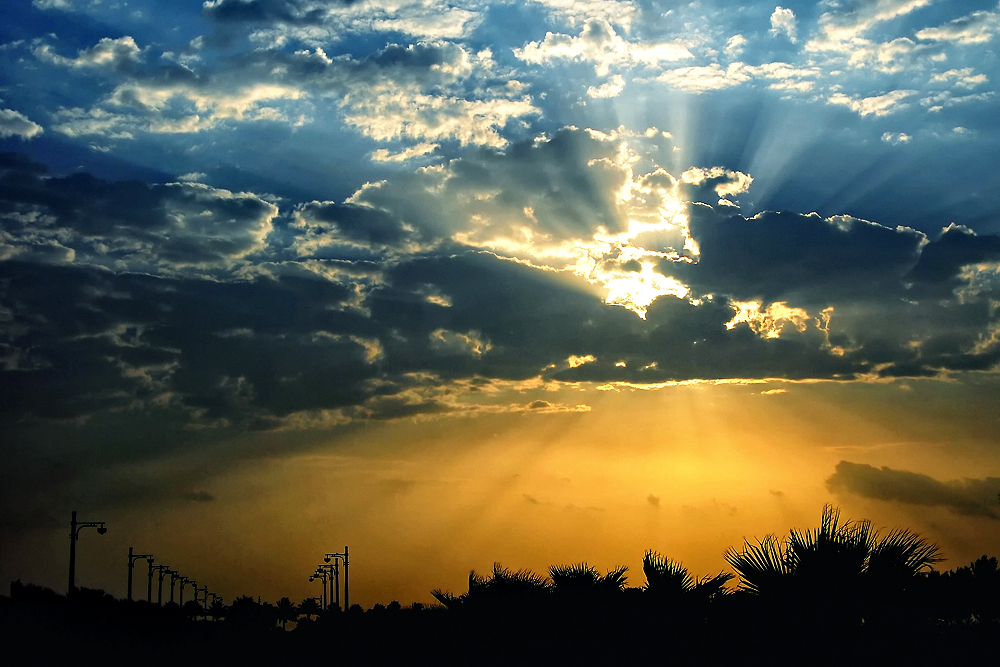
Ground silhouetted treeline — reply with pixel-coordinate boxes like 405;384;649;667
3;507;999;665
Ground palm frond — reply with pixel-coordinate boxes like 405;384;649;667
867;527;942;578
431;589;463;608
692;572;734;599
724;534;791;596
599;565;629;592
643;550;693;592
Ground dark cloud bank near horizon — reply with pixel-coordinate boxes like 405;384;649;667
828;461;1000;520
3;129;1000;531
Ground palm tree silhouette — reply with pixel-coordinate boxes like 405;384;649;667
549;562;629;597
208;597;227;621
725;505;940;607
298;597;321;621
432;563;550;609
642;551;732;600
274;596;297;629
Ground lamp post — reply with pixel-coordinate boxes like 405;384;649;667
309;569;328;610
68;511;107;595
195;585;208;619
317;563;337;610
153;565;171;605
126;547;154;601
168;570;181;604
146;557;156;602
324;546;349;610
179;578;193;606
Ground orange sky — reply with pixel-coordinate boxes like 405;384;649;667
6;377;999;607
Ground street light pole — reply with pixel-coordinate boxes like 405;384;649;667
310;569;328;610
154;565;170;605
169;571;180;604
179;578;192;606
68;510;107;595
146;557;156;602
324;547;349;611
126;547;154;601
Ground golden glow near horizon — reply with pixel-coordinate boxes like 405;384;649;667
9;379;998;608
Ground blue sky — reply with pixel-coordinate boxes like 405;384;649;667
3;0;1000;604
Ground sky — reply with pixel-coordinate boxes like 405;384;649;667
2;0;1000;608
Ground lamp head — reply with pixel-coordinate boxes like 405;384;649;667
309;576;314;582
147;557;155;565
324;556;331;563
97;525;107;535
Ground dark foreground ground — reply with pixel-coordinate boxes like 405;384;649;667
3;589;999;666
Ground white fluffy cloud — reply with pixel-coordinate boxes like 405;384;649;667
769;7;798;43
828;89;917;116
0;109;43;139
916;7;1000;45
654;63;750;93
514;18;692;77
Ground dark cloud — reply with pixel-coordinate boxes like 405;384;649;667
202;0;345;25
672;205;925;303
907;223;1000;288
0;153;276;274
827;460;1000;519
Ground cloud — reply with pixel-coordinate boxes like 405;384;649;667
34;36;143;71
724;34;747;59
205;0;481;41
769;7;798;43
916;7;1000;45
0;109;43;139
514;18;692;77
32;0;75;9
808;0;935;52
0;154;278;275
587;74;625;98
40;37;535;150
929;68;988;90
827;461;1000;519
654;63;750;93
202;0;334;24
827;90;917;116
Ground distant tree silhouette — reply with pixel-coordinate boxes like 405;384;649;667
181;599;202;620
208;597;227;621
226;595;276;632
298;597;321;620
275;596;297;629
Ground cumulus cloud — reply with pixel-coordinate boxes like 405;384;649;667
204;0;482;41
0;109;43;139
514;18;691;77
769;7;798;43
808;0;935;52
827;90;917;116
39;36;535;150
827;461;1000;519
916;7;1000;45
0;154;277;274
34;36;144;71
724;34;747;59
654;63;750;93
